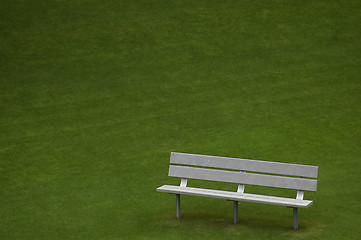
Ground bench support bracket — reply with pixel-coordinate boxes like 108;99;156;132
234;201;238;224
176;194;181;219
293;208;298;230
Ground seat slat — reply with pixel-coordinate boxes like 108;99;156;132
169;165;317;191
157;185;313;208
170;152;318;178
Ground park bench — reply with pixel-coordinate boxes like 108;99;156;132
157;152;318;230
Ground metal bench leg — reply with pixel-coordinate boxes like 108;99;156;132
234;201;238;224
176;194;181;219
293;208;298;230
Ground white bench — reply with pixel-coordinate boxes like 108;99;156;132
157;152;318;230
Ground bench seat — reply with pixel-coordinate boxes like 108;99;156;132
157;152;318;229
157;185;313;208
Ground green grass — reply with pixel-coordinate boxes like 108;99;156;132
1;0;360;239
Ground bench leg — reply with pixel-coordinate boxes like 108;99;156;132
234;201;238;224
293;208;298;230
176;194;181;219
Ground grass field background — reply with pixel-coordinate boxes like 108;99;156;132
1;0;360;239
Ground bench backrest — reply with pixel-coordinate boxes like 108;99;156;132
169;152;318;192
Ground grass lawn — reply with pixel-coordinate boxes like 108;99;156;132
1;0;360;239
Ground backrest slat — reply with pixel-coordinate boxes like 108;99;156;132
169;165;318;191
171;152;318;178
